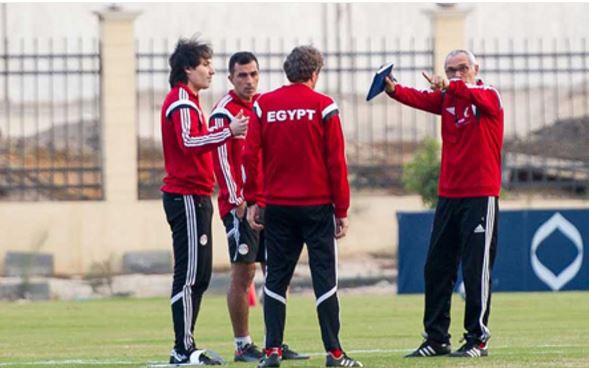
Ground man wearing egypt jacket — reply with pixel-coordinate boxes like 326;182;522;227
385;49;504;359
243;45;362;368
160;37;248;366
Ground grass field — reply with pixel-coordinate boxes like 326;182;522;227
0;292;588;367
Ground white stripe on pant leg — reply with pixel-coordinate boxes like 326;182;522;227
183;286;190;350
316;286;337;306
182;195;199;350
232;210;241;262
183;196;194;286
485;197;496;336
479;197;495;338
190;195;199;284
182;196;193;350
181;288;186;348
314;223;338;310
264;286;286;304
185;196;199;285
334;231;341;331
314;224;341;333
171;292;183;305
186;287;194;350
187;197;198;347
188;287;194;349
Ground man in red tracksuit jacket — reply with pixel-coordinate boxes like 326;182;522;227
160;37;248;366
243;46;362;368
385;49;504;358
208;51;305;363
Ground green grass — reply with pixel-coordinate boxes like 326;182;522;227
0;292;588;367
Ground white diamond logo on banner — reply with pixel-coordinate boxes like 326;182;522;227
530;212;584;291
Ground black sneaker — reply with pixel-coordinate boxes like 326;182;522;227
405;340;451;357
169;349;190;365
450;340;488;357
169;348;224;365
325;352;363;367
281;344;309;360
235;343;264;362
257;352;281;368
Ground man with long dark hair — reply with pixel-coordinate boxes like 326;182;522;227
160;36;248;365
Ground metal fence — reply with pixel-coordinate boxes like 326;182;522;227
474;39;589;194
5;37;586;201
136;37;436;199
0;38;102;201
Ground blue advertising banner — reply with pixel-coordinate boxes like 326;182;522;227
397;208;589;294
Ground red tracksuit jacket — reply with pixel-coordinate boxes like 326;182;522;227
388;78;504;198
209;90;264;219
243;83;350;218
160;82;233;195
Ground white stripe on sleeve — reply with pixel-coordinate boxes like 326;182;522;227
321;102;338;119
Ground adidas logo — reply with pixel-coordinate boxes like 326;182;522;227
474;224;485;233
418;346;437;356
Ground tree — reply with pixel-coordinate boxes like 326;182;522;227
402;138;440;208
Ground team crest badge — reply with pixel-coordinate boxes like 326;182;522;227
238;243;249;255
199;234;208;246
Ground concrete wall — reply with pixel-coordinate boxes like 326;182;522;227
0;200;169;274
0;194;422;275
2;193;587;275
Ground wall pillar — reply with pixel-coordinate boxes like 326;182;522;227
427;4;470;76
424;4;470;138
95;5;141;202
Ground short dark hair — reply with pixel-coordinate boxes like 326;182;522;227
168;37;213;88
228;51;259;74
283;45;324;83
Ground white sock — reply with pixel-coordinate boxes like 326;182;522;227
235;336;253;351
